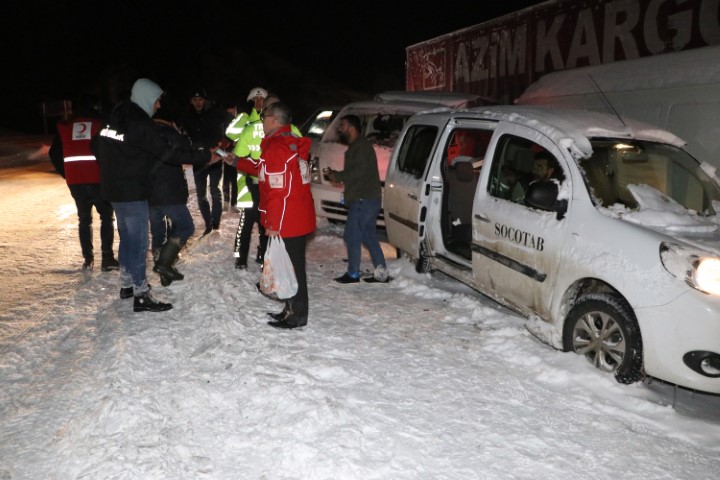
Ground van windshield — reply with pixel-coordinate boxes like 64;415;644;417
323;111;414;148
579;139;720;216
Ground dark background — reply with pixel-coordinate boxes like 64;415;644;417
2;0;546;133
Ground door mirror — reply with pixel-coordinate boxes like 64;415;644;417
525;181;567;220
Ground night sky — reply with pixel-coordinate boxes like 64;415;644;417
2;0;546;132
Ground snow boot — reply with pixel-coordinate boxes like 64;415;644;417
133;291;172;312
155;237;184;281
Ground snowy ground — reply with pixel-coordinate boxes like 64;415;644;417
1;143;720;480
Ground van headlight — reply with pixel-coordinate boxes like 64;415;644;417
309;158;322;184
660;242;720;296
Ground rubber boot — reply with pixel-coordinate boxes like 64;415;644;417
155;237;184;281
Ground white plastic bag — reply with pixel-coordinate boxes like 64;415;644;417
259;237;298;300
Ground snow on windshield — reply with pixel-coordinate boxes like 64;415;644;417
579;139;720;224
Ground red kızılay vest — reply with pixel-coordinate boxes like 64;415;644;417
56;116;102;185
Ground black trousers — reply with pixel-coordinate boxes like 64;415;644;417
282;234;309;321
68;183;115;259
234;180;267;262
194;164;223;230
222;163;238;206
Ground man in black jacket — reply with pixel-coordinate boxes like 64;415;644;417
148;105;208;286
178;88;229;235
92;78;219;312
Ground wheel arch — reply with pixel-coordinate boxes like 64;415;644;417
557;277;639;352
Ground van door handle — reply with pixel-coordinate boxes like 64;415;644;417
475;213;490;223
408;193;418;201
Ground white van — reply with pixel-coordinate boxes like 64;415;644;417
384;105;720;394
515;45;720;168
309;91;484;225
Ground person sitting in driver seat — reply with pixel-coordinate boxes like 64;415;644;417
532;151;559;182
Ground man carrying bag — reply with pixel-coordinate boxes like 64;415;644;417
223;102;315;329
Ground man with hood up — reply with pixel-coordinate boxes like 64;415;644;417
92;78;220;312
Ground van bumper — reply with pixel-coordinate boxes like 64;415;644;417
636;289;720;394
311;183;386;227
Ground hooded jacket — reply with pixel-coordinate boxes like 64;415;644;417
91;78;211;202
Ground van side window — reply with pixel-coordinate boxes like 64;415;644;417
395;125;438;179
488;135;563;205
445;128;492;168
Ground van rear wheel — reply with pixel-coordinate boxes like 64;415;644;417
563;293;644;384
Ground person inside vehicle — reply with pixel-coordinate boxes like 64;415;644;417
532;151;563;182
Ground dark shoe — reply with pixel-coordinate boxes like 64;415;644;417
267;311;288;321
155;237;184;281
235;257;247;270
334;273;360;284
202;226;212;236
120;287;133;299
268;317;307;329
133;292;172;312
82;256;94;270
160;274;172;287
101;254;119;271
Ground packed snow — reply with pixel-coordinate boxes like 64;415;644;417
1;144;720;480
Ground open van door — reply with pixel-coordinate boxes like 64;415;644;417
384;119;444;259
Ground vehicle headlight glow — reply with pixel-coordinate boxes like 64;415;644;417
694;258;720;296
660;242;720;296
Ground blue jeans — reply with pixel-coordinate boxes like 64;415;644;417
149;204;195;249
112;200;150;294
344;198;386;276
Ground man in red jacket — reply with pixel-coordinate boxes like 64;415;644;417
225;102;315;329
49;98;119;271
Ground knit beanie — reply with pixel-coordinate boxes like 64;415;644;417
130;78;164;117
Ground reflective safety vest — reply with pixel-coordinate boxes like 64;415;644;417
56;116;102;185
226;109;261;207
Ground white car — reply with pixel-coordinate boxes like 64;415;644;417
384;105;720;393
309;91;485;225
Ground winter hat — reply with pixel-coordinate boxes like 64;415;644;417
247;87;268;101
191;88;208;99
130;78;164;117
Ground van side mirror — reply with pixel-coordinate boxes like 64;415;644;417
525;181;567;220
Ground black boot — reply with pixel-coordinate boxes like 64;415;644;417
155;237;184;281
133;291;172;312
101;253;119;271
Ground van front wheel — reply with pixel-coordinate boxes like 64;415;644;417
563;293;644;384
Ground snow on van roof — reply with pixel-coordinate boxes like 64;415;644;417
337;100;455;116
517;45;720;102
374;90;486;108
453;105;686;159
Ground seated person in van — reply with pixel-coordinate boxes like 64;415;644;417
510;151;562;203
532;151;563;182
447;130;485;169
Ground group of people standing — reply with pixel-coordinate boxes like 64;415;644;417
51;78;389;328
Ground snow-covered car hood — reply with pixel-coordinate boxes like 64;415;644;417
609;184;720;255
